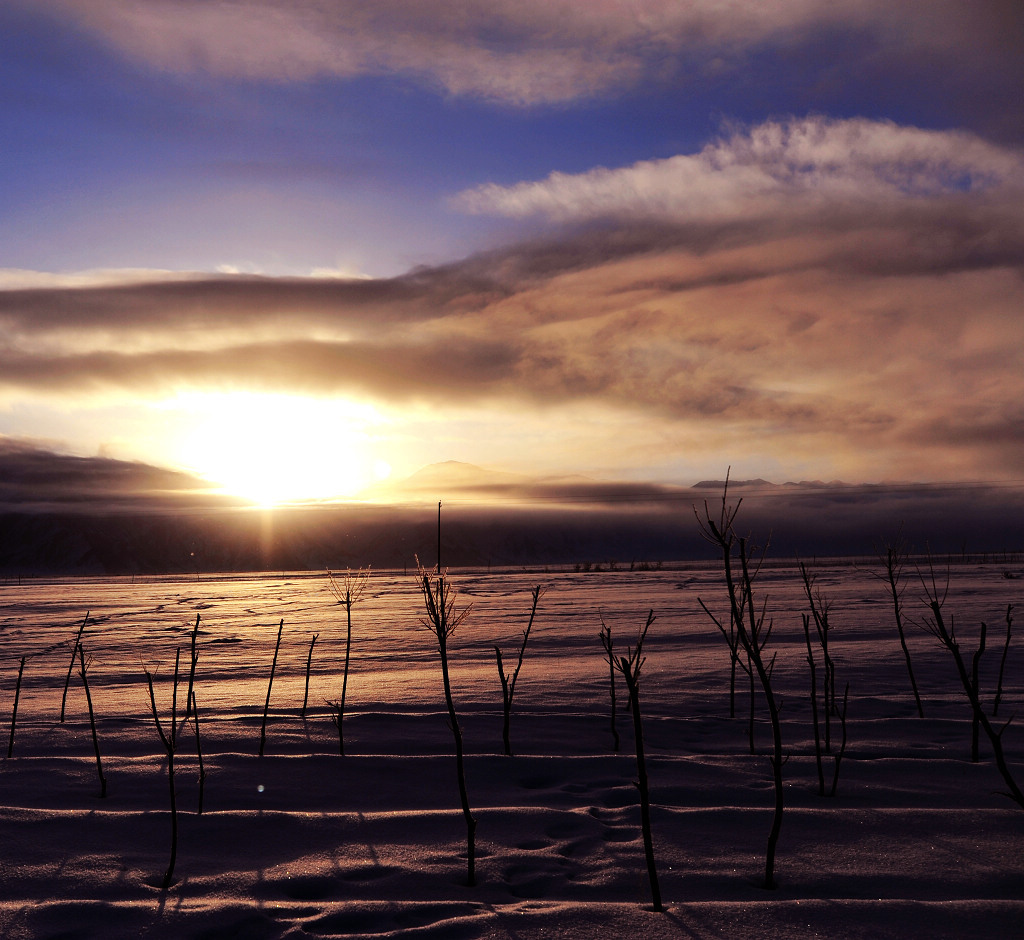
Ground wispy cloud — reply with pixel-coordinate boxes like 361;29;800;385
32;1;1024;111
455;117;1024;221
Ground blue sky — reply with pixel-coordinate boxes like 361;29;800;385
2;1;1023;506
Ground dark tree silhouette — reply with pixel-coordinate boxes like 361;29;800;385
145;649;182;890
495;585;542;756
419;567;477;886
876;533;924;717
603;609;664;912
919;559;1024;809
327;568;370;756
696;474;785;889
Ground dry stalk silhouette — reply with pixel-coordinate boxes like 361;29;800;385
993;605;1013;716
918;556;1024;809
175;614;206;813
327;568;370;756
6;655;26;759
602;609;664;913
800;562;849;795
259;619;284;758
60;611;89;722
495;584;542;756
302;632;319;720
418;563;476;886
696;472;784;889
77;643;106;799
598;618;621;753
874;532;924;717
144;648;182;890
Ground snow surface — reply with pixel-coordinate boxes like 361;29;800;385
0;561;1022;938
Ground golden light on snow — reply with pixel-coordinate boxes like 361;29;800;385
171;392;391;505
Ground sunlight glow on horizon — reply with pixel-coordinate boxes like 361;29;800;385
167;392;392;506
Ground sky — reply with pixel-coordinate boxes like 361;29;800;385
2;0;1024;509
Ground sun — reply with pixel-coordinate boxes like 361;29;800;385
172;392;391;505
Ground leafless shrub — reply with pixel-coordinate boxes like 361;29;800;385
495;585;542;756
603;609;664;913
144;649;182;890
696;473;784;889
918;557;1024;809
418;564;476;886
327;568;370;756
874;532;924;717
798;602;847;802
696;480;771;753
801;563;837;751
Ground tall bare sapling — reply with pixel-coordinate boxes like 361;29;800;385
495;585;542;756
919;559;1024;809
876;533;924;717
801;611;850;797
144;649;182;889
327;568;370;756
603;610;663;912
696;481;766;752
696;478;785;889
419;566;476;886
800;563;837;751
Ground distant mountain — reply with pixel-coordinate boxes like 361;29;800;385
1;446;1022;574
0;437;240;513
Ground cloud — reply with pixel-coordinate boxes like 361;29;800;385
0;338;523;403
455;117;1024;222
0;267;511;346
3;117;1023;484
30;1;1024;110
